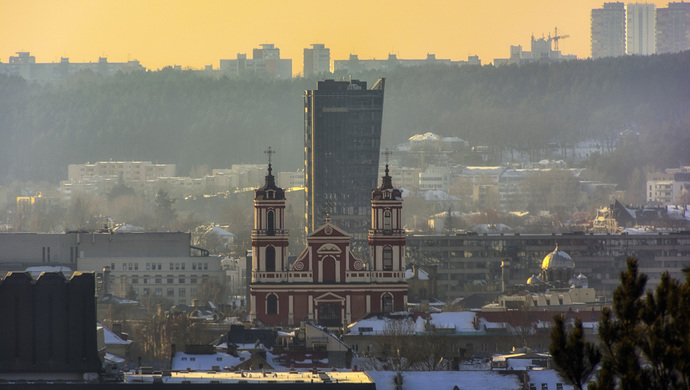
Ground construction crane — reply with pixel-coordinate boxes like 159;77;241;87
552;27;570;51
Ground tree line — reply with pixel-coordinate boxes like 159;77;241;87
1;51;688;190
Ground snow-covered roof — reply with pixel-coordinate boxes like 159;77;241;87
97;323;132;345
210;226;235;236
427;312;477;333
114;224;144;232
347;314;416;335
409;132;441;141
423;190;458;201
471;223;512;233
171;351;251;371
104;352;126;364
405;268;429;280
25;266;73;279
366;371;523;390
665;205;690;220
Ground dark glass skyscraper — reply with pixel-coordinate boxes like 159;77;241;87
304;78;385;247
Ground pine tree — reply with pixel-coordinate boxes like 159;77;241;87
551;258;690;390
550;316;601;390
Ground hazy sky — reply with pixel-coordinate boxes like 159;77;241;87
1;0;671;73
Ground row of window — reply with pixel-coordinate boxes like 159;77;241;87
116;262;209;271
136;287;196;298
128;274;210;284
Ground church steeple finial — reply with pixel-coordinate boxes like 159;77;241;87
381;148;393;189
264;146;275;176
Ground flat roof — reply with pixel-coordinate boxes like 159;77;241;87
125;370;374;385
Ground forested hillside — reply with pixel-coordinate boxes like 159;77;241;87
1;51;688;185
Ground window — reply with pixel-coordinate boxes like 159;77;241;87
204;263;208;270
383;247;393;271
181;263;185;270
191;275;197;284
167;288;174;297
122;263;127;271
155;275;162;284
192;263;197;270
155;288;162;296
266;294;278;315
167;275;174;284
175;263;180;270
132;276;139;284
128;263;133;271
267;210;275;235
134;263;138;270
143;288;150;296
383;210;391;231
170;262;174;270
146;263;150;270
179;288;186;297
143;275;149;284
157;263;162;270
382;295;393;313
266;246;276;272
190;288;197;297
179;276;185;284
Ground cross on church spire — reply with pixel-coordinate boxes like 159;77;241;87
382;147;392;176
264;146;275;174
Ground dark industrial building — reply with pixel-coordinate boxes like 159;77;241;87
304;78;385;253
0;271;101;377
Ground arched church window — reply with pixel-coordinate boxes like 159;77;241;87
266;294;278;315
383;246;393;271
383;210;392;232
266;246;276;272
382;294;393;313
267;210;275;236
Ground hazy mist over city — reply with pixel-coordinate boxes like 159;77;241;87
1;2;690;387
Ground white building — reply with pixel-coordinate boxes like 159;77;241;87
220;44;292;79
303;43;331;77
627;3;657;55
646;167;690;204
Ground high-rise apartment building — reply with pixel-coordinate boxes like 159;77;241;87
592;2;627;58
656;2;690;53
219;44;292;79
627;3;657;55
304;78;385;249
303;44;331;77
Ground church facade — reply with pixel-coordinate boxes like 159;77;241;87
250;163;407;328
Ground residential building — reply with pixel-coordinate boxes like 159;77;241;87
656;2;690;53
250;163;407;328
304;78;385;245
303;44;331;77
592;2;627;58
0;52;144;83
627;3;657;55
646;166;690;203
67;161;176;182
334;53;480;74
220;44;292;79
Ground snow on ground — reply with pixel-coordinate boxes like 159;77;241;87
366;371;521;390
365;370;573;390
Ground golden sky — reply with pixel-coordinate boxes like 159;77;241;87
0;0;671;74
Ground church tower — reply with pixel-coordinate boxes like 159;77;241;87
368;162;406;285
250;148;289;321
